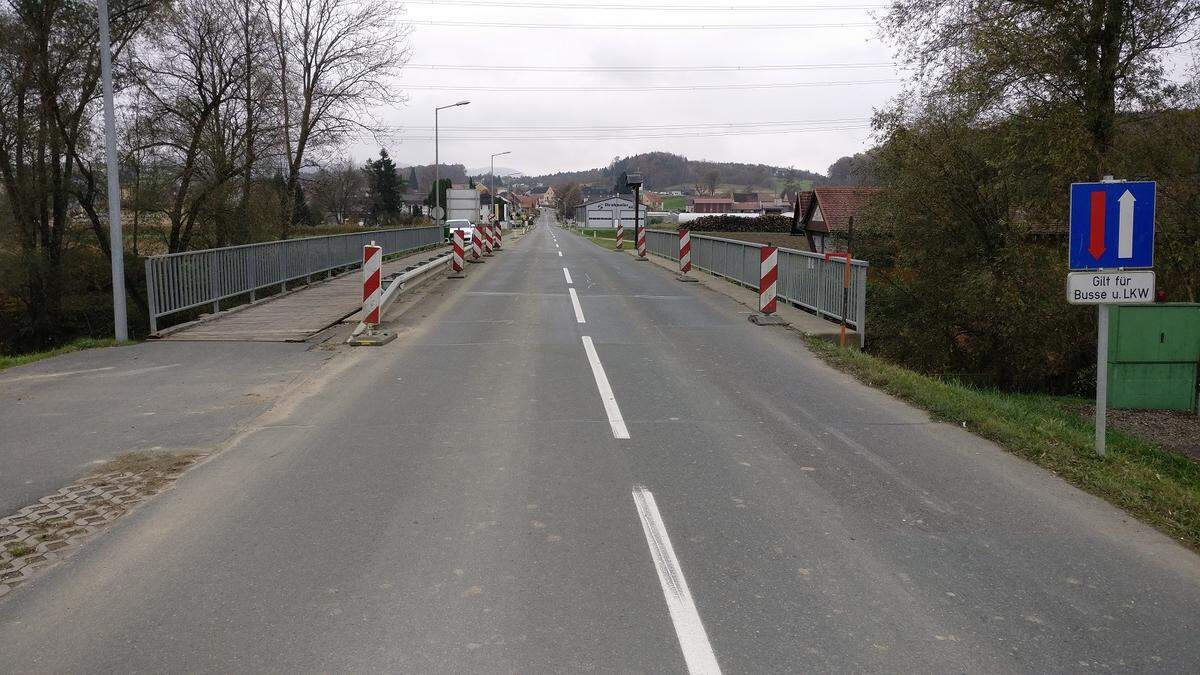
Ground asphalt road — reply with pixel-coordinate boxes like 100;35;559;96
0;341;330;514
2;211;1199;672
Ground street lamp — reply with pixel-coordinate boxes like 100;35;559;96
434;100;470;227
490;151;511;224
626;172;646;260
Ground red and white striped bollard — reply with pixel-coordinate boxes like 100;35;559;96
482;223;494;257
449;229;466;278
636;223;647;259
469;226;484;263
749;243;788;325
362;241;382;327
676;228;697;282
614;220;624;251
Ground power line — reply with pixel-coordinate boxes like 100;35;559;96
351;124;872;142
406;62;894;73
399;79;896;92
406;0;881;10
409;19;875;30
391;117;870;131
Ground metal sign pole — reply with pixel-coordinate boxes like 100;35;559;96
1095;303;1109;457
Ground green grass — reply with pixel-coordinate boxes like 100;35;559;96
802;336;1200;552
0;338;126;372
573;228;634;250
661;196;686;211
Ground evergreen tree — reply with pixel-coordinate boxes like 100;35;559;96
424;178;453;211
408;166;419;191
365;149;402;224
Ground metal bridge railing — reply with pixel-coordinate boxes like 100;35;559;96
645;229;869;347
145;226;443;333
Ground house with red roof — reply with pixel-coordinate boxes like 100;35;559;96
794;187;878;253
692;196;734;213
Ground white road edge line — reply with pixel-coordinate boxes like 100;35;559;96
581;336;629;439
632;487;721;674
563;267;573;284
568;288;586;323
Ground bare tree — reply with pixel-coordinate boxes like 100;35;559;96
0;0;161;344
703;170;720;196
310;157;365;225
268;0;409;238
133;0;250;252
882;0;1200;176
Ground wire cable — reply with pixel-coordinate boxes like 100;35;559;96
399;79;895;92
406;0;881;10
405;62;894;72
409;19;875;30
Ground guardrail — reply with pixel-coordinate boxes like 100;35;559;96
348;250;453;340
645;229;869;347
145;226;443;333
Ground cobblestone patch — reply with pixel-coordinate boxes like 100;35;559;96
0;452;202;598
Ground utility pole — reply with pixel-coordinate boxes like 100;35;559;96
434;101;470;227
490;151;511;223
98;0;127;341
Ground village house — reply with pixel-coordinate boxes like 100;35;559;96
692;196;734;213
793;186;878;253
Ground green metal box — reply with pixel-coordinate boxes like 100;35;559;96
1107;363;1197;411
1107;304;1200;412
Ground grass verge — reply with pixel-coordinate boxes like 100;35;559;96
0;338;128;373
802;336;1200;552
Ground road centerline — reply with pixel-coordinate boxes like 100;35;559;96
632;487;721;674
563;267;573;284
568;288;586;323
580;336;629;439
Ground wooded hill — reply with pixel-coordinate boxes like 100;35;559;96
521;152;828;192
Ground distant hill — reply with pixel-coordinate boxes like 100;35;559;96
519;152;829;194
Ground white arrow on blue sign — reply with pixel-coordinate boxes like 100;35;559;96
1068;181;1155;270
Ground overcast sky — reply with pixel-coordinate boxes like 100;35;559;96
346;0;901;178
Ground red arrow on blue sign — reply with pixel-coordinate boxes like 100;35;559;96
1088;191;1106;259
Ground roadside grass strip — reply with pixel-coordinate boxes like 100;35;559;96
0;338;125;373
803;337;1200;552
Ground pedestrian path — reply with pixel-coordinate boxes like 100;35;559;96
163;247;447;342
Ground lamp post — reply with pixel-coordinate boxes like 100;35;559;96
626;172;645;260
98;0;126;340
490;151;511;224
434;101;470;227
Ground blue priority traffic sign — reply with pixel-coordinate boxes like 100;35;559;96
1069;181;1155;270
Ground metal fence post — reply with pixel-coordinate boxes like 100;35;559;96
280;244;288;294
857;264;868;349
249;249;258;302
146;258;158;334
209;253;220;314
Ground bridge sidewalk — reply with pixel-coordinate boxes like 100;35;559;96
161;246;448;342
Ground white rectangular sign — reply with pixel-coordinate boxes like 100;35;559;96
1066;271;1155;305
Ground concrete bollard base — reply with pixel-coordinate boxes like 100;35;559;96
676;274;699;282
348;332;397;346
748;314;789;326
447;271;467;279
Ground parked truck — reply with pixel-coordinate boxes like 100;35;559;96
443;188;482;241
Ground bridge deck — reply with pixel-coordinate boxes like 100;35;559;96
161;246;448;342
